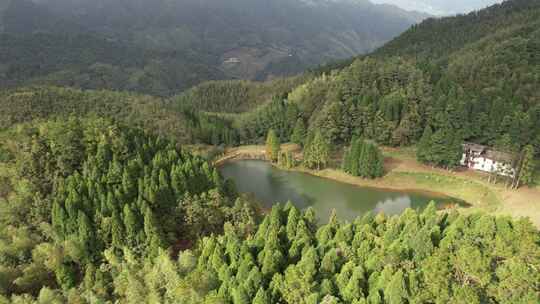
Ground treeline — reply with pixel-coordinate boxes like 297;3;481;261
5;203;538;303
0;86;189;140
235;97;301;144
0;118;258;299
175;76;309;114
0;86;242;147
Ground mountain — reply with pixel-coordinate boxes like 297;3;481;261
172;0;540;152
372;0;504;15
0;0;427;95
0;2;539;302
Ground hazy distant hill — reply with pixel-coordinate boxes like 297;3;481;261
0;0;427;95
371;0;504;15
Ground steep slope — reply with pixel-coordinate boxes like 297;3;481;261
0;0;426;95
375;0;540;104
178;0;540;151
375;0;539;61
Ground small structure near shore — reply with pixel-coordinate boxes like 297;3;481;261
460;143;515;177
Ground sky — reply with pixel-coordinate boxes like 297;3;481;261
371;0;505;15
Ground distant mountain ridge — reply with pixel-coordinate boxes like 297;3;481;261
0;0;427;95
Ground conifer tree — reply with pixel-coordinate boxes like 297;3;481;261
266;129;281;162
253;288;270;304
291;118;307;146
232;286;250;304
343;139;383;179
417;125;433;164
513;145;535;188
304;130;330;170
385;270;407;304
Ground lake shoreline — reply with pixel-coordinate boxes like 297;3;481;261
215;145;467;207
214;145;540;228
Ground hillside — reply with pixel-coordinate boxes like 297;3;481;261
1;0;538;152
375;0;539;61
375;0;540;107
211;0;540;152
0;86;243;147
1;1;540;303
0;0;427;95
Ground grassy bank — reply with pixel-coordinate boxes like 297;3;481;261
292;167;501;210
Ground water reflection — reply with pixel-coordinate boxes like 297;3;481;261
373;196;412;215
220;160;464;223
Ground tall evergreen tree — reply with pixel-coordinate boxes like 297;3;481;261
266;129;281;162
304;130;330;170
291;118;307;147
417;125;433;164
343;139;383;179
513;145;536;189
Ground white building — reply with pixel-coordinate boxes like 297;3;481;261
460;143;516;177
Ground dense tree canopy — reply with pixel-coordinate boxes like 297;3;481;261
343;138;384;179
5;201;537;303
0;118;257;300
0;1;539;303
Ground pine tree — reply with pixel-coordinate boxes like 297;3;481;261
513;145;535;188
232;285;250;304
291;118;307;146
385;270;407;304
304;130;330;170
417;125;433;164
123;204;139;246
342;145;352;173
111;209;125;248
266;129;281;162
253;288;270;304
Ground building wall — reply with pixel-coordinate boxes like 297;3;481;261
461;153;515;177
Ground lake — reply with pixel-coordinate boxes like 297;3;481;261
219;160;465;223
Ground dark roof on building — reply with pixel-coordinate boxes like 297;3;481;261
462;142;487;153
485;150;515;163
463;142;515;163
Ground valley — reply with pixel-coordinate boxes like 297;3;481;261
0;0;539;303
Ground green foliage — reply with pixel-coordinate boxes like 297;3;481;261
0;118;257;298
278;151;297;170
343;138;384;179
514;145;536;188
175;78;307;114
265;129;281;163
416;122;463;169
290;118;307;147
0;32;226;96
174;204;538;304
303;130;331;170
236;98;299;144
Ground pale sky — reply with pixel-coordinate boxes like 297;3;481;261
371;0;505;15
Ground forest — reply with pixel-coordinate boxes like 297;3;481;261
0;0;539;303
0;0;425;95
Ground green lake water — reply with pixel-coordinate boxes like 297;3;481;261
219;160;465;223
